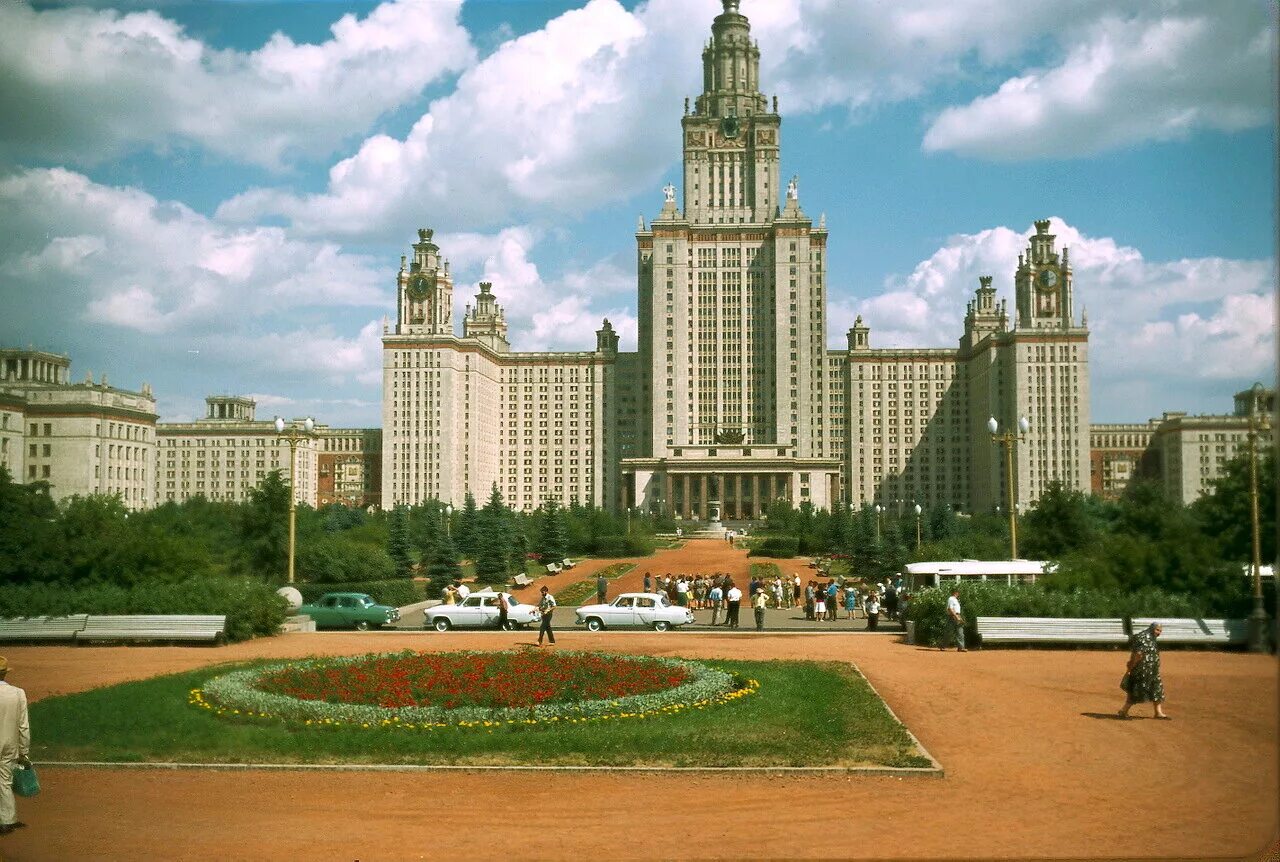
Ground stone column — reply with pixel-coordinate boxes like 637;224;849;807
699;474;709;520
663;472;673;518
734;473;744;519
752;473;761;518
682;474;691;520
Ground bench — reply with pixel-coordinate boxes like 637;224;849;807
513;574;534;587
976;617;1129;646
1131;618;1247;646
545;563;562;574
0;615;88;642
561;559;576;570
77;615;227;644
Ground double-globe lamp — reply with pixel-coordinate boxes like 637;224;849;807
988;415;1031;560
275;416;314;585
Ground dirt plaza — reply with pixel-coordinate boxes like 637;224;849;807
2;541;1276;861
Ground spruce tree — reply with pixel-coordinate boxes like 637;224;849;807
537;498;568;563
425;529;462;595
474;485;512;584
387;505;415;578
456;490;479;559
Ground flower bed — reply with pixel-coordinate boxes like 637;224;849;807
195;650;754;731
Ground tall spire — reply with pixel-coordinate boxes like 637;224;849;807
695;0;766;120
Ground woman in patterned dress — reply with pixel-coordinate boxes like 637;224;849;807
1119;623;1169;719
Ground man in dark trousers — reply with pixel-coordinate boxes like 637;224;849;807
537;586;557;645
726;582;743;629
596;573;608;605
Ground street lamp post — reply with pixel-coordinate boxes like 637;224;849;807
1247;382;1272;653
988;415;1031;560
626;506;633;535
914;503;923;550
274;415;315;585
874;504;883;543
443;503;453;538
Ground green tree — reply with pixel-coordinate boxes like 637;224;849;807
387;505;415;578
537;498;568;563
240;470;291;578
424;530;462;595
1193;451;1276;563
1020;481;1100;559
474;485;512;584
455;490;479;558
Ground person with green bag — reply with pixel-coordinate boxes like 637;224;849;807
0;656;31;835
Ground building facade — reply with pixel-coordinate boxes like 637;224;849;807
1089;421;1159;499
0;348;158;510
318;427;382;508
156;396;321;506
381;0;1091;517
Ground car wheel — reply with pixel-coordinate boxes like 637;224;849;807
653;620;671;632
585;617;604;632
502;621;515;631
355;620;370;632
433;617;451;632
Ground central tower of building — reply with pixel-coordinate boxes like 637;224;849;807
627;0;839;519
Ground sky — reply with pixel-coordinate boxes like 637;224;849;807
0;0;1275;428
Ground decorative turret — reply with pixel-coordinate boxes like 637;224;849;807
963;275;1005;349
847;315;870;352
596;318;620;355
463;281;510;352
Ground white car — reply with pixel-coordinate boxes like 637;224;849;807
574;592;695;632
424;592;541;632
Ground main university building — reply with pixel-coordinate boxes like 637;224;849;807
382;0;1090;519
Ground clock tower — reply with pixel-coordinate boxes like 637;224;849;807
681;0;780;225
1015;219;1075;329
396;228;453;335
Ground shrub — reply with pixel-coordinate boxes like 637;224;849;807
590;534;655;558
0;577;287;642
295;580;422;608
748;535;799;558
904;582;1208;647
296;535;395;584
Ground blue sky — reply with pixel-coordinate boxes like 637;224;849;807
1;0;1274;428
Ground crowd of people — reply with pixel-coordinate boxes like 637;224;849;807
638;570;912;629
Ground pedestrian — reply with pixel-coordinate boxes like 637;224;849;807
940;587;966;651
884;586;899;622
825;580;838;620
726;582;743;628
793;573;802;607
805;582;816;620
709;582;724;625
866;593;880;631
772;578;783;609
537;586;557;645
782;577;794;609
596;573;608;605
753;588;768;631
643;571;652;593
1119;623;1169;719
0;656;31;836
675;577;689;607
496;592;510;630
442;584;457;605
844;586;858;620
455;580;471;601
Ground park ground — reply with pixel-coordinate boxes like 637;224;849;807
1;540;1277;861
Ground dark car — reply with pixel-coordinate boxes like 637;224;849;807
297;592;400;631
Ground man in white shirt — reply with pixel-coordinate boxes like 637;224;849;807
537;587;557;645
0;656;31;834
726;584;743;629
455;581;471;601
943;588;967;651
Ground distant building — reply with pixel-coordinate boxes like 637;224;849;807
0;347;157;510
1150;386;1276;505
318;427;382;508
156;396;316;506
1089;421;1160;499
381;0;1091;517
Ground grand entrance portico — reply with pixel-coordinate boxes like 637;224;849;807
622;447;840;520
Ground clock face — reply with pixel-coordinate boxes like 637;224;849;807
1038;269;1058;288
408;274;429;299
721;115;740;139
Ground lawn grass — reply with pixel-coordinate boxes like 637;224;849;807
30;657;932;769
556;563;637;606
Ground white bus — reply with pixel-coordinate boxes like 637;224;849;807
904;560;1052;589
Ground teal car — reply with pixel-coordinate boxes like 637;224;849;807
298;592;401;631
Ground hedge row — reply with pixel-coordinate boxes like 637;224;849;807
904;582;1206;646
748;536;799;558
0;577;287;643
589;534;656;558
295;580;422;608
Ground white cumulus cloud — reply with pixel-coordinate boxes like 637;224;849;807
0;0;475;169
922;1;1276;159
